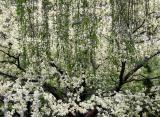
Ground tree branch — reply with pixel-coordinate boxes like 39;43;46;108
132;19;145;34
124;50;160;82
49;61;65;76
0;71;17;80
126;75;160;83
111;50;160;94
0;49;25;71
116;61;126;91
0;49;17;59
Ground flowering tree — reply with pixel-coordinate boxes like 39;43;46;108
0;0;160;117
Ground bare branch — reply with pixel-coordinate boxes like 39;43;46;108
132;19;145;34
0;71;17;80
0;49;17;59
0;49;25;71
110;50;160;93
126;75;160;83
124;50;160;82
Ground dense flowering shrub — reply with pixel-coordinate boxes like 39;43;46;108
0;75;160;116
0;0;160;117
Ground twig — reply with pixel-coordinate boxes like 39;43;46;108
0;71;17;80
0;49;25;71
126;75;160;83
124;50;160;82
132;19;145;34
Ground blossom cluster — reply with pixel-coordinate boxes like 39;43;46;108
0;0;160;117
0;75;160;116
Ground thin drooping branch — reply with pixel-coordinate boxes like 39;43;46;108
0;60;16;64
0;49;17;59
0;59;24;72
124;50;160;82
132;19;145;34
0;71;17;80
0;49;25;71
132;11;156;35
126;75;160;83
